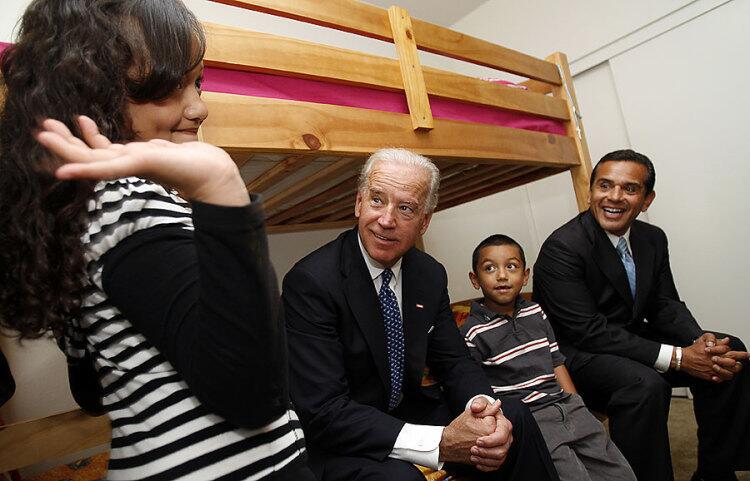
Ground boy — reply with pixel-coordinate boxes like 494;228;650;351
460;234;636;481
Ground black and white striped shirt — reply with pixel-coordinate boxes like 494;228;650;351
460;298;567;410
63;178;310;480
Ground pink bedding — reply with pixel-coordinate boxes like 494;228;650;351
203;67;566;135
0;41;565;135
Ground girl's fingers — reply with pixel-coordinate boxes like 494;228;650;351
55;155;142;180
40;119;88;149
77;115;112;149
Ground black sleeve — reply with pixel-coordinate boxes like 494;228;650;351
100;197;287;429
643;232;703;344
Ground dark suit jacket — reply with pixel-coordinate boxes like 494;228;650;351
283;228;493;473
533;210;703;368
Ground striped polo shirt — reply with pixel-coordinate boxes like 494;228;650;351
459;297;568;410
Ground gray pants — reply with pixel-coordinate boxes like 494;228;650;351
531;393;636;481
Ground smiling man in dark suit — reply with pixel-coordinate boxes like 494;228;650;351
533;149;750;481
283;148;559;481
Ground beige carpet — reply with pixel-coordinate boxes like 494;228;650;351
668;397;749;481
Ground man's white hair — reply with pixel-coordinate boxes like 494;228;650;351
357;148;441;214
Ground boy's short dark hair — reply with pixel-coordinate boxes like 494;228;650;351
472;234;526;273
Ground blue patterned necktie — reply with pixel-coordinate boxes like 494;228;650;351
616;237;636;299
378;268;405;411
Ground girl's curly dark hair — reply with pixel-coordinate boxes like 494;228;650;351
0;0;205;339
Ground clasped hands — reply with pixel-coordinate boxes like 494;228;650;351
439;397;512;472
678;332;750;383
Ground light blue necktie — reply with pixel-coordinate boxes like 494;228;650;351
379;268;405;411
616;237;636;299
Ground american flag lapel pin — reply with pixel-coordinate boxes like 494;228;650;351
416;303;424;309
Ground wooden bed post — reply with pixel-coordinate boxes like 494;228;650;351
546;52;592;213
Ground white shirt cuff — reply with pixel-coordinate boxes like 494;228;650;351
654;344;674;373
390;423;445;470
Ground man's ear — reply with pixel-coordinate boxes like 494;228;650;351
642;190;656;212
469;271;480;290
354;191;362;218
419;212;433;236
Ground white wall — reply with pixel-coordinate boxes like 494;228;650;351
607;0;750;336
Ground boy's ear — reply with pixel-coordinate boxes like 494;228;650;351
522;267;530;287
469;271;481;290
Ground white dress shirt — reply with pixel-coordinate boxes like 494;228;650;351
606;230;674;372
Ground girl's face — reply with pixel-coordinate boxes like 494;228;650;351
126;62;207;143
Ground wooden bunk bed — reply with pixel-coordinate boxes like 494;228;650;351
0;0;592;476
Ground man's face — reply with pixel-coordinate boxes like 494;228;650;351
355;160;432;267
589;160;656;236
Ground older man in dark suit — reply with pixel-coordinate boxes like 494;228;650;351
283;148;559;481
534;149;750;481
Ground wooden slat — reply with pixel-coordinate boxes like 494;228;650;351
438;167;562;211
520;79;554;95
203;23;569;121
0;410;110;473
413;19;561;84
546;52;593;212
422;68;569;121
203;23;403;90
439;165;499;191
439;166;522;199
267;219;355;234
320;203;357;222
266;175;358;225
262;158;359;213
439;163;478;181
208;0;561;84
245;154;315;192
388;6;433;131
234;153;253;169
438;166;538;206
201;92;580;166
289;194;357;224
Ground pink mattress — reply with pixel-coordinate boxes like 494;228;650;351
0;41;564;135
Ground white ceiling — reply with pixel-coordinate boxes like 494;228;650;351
361;0;491;27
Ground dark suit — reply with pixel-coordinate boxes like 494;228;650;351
534;211;750;481
283;228;558;481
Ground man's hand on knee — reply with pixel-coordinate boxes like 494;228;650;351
683;333;749;382
439;399;513;471
471;412;513;472
454;398;514;472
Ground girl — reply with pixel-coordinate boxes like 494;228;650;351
0;1;312;479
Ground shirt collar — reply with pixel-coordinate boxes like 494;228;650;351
357;232;402;282
606;228;631;252
470;296;529;321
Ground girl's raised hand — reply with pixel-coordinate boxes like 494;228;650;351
36;116;249;206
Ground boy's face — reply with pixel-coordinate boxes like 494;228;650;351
469;244;529;316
